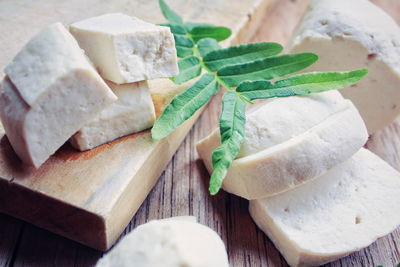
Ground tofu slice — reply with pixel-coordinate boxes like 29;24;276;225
0;23;117;168
70;81;156;151
197;91;368;200
290;0;400;134
96;217;229;267
69;13;179;84
249;148;400;267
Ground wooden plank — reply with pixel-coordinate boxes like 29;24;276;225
0;0;275;253
2;0;400;267
12;224;101;267
0;214;22;267
127;1;400;266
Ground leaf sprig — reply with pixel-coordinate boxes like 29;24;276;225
152;0;368;195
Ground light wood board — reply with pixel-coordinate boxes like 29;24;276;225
0;0;399;266
0;0;275;251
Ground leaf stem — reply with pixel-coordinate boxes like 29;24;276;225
215;75;233;91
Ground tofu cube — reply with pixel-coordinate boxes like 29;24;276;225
69;13;179;84
0;23;117;168
70;81;156;151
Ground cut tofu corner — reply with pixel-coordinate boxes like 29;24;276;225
249;148;400;267
70;80;156;151
69;13;179;84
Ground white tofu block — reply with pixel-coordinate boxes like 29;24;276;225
0;23;117;168
69;13;179;84
96;217;229;267
290;0;400;134
70;81;156;151
197;91;368;199
249;148;400;267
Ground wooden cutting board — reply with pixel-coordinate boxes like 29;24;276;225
1;1;399;267
0;0;275;251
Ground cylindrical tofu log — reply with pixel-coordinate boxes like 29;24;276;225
249;148;400;267
70;81;156;151
0;23;117;168
290;0;400;134
197;91;368;200
96;217;229;267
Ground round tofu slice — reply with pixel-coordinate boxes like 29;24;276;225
290;0;400;134
196;91;368;199
96;217;229;267
249;148;400;267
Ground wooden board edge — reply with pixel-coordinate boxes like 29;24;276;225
0;178;108;250
103;106;205;250
231;0;277;45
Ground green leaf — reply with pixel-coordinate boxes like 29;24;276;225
176;46;193;58
189;25;232;43
197;38;221;58
160;24;191;57
204;42;283;72
217;53;318;87
237;69;368;100
174;35;194;48
172;56;202;84
174;35;194;58
159;0;183;25
209;91;246;195
160;23;187;35
185;22;212;31
152;74;219;140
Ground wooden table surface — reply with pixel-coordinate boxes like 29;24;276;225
1;0;400;266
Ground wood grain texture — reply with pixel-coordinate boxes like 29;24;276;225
0;215;22;267
0;0;400;266
0;0;273;252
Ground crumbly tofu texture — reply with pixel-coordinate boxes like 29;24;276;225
4;22;112;106
0;23;117;168
197;91;368;199
249;148;400;267
290;0;400;134
70;81;156;151
69;13;178;84
96;217;229;267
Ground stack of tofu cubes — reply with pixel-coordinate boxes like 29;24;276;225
0;13;178;168
197;0;400;266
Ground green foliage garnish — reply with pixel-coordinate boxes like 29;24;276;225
154;0;368;195
217;53;318;87
197;38;221;57
237;69;369;100
189;25;232;43
203;42;283;72
158;0;183;24
152;73;219;140
209;91;246;194
171;56;201;84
